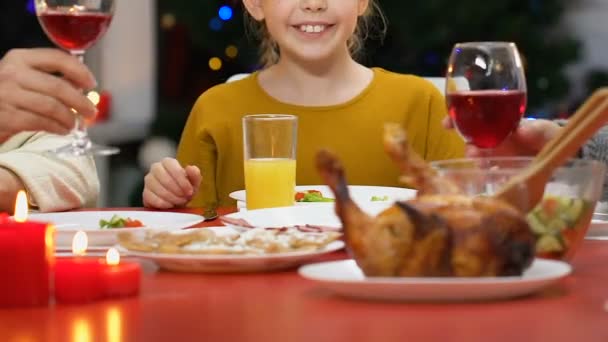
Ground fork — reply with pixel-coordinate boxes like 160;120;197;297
202;208;219;221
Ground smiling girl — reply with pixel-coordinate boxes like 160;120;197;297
143;0;465;210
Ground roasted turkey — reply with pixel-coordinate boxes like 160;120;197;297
315;124;535;277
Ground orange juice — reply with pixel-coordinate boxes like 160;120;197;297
244;158;296;210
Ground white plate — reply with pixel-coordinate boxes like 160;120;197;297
121;227;345;273
229;185;416;206
221;202;392;230
298;259;571;302
28;211;204;248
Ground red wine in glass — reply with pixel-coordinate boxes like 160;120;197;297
447;90;527;149
38;11;112;52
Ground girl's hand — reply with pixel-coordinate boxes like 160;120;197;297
143;158;202;209
442;117;562;157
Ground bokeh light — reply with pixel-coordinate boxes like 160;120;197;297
86;91;100;106
218;6;233;21
209;17;223;31
26;0;35;15
161;13;176;30
209;57;223;71
225;45;238;58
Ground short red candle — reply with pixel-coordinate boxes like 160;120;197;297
101;248;141;298
53;231;103;304
0;219;54;307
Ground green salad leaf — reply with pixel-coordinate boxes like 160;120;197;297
99;214;127;229
301;192;334;202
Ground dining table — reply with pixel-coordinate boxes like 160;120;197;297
0;206;607;342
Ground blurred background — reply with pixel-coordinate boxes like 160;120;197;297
2;0;608;207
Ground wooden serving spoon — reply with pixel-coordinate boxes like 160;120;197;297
495;88;608;213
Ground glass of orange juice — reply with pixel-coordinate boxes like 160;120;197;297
243;114;298;210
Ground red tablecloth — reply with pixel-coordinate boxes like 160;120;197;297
0;207;607;342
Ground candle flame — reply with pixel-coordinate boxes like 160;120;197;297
106;248;120;265
72;231;88;256
14;191;28;222
45;225;55;265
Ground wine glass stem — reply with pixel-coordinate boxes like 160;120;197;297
70;51;92;150
476;148;495;194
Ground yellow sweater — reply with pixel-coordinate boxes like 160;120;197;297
177;68;465;208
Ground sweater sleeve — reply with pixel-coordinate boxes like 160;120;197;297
0;132;99;212
423;87;466;161
176;96;219;209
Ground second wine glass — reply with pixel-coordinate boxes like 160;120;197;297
445;42;527;150
35;0;119;156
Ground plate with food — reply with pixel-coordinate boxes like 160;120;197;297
117;226;344;273
229;185;415;207
28;211;205;248
298;259;571;302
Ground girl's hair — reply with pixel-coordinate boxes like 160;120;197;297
244;0;387;67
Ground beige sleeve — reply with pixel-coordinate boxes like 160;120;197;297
0;132;99;212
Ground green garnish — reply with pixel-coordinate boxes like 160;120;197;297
99;214;127;229
301;192;334;202
371;195;389;202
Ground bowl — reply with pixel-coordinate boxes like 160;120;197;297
430;157;606;261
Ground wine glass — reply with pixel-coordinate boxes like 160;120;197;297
445;42;527;150
35;0;119;156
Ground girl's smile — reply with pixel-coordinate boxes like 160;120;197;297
292;22;335;38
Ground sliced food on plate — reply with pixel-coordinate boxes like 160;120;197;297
118;227;342;255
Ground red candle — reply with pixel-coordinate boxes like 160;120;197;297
54;231;103;304
0;191;54;307
102;248;141;298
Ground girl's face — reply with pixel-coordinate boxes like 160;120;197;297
245;0;369;63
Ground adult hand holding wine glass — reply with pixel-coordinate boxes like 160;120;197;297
35;0;118;156
445;42;528;152
0;48;97;143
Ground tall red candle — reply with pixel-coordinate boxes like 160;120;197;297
0;192;54;307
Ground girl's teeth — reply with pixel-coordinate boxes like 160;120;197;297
299;25;326;33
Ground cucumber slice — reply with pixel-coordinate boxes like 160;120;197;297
563;198;585;225
536;234;564;253
546;217;568;233
527;213;549;235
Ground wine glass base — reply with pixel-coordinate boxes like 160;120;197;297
50;142;120;157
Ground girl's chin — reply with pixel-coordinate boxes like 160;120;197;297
282;45;350;65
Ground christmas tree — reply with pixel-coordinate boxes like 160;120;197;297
158;0;583;117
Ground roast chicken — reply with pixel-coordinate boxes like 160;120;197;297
315;124;535;277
